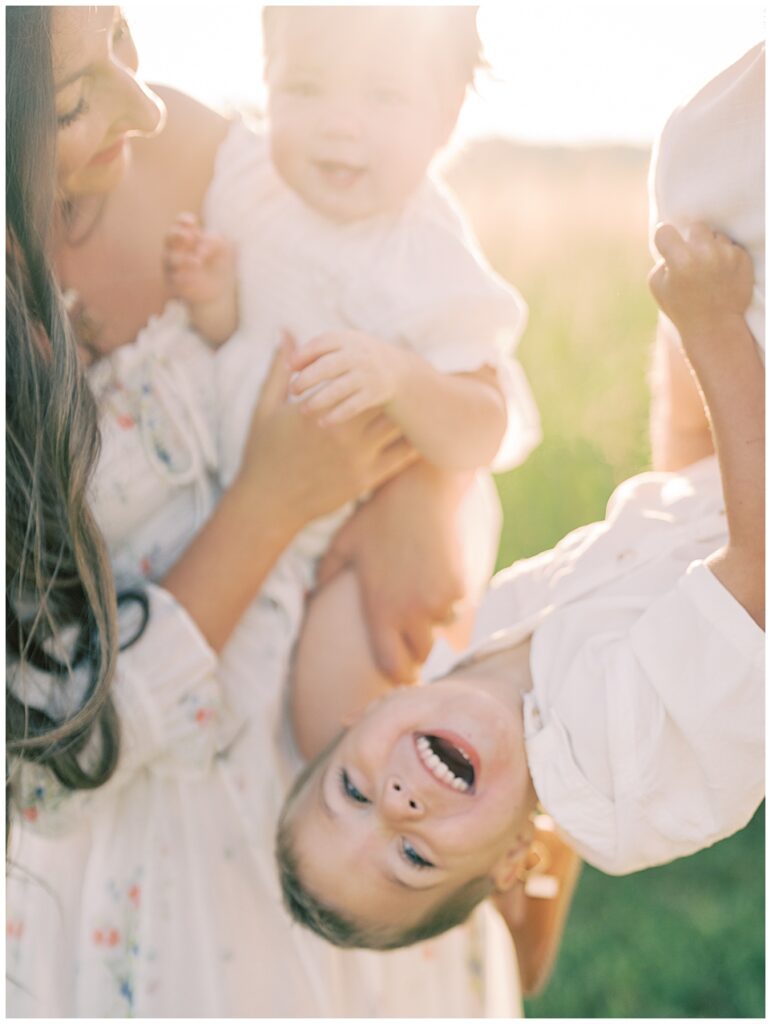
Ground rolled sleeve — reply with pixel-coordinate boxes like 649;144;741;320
526;561;764;874
10;584;224;835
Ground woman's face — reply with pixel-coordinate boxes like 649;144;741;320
52;6;165;199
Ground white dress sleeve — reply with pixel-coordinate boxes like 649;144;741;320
9;584;223;836
525;561;764;874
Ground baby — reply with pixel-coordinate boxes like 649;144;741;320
273;223;764;951
163;6;540;655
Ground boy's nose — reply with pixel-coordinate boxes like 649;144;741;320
381;777;424;821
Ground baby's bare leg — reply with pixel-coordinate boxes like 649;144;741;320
291;569;396;760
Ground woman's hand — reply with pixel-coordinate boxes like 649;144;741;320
317;462;472;682
238;337;417;534
163;340;415;651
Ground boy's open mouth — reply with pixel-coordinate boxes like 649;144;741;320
415;733;476;793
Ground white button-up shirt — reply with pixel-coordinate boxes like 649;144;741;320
429;457;764;874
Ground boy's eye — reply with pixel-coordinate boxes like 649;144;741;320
339;768;370;804
401;838;434;869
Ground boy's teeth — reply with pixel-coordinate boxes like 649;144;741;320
416;736;470;791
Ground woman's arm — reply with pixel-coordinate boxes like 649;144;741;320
163;345;416;650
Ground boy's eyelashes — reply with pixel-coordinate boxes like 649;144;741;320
401;838;434;870
339;767;370;804
338;768;437;871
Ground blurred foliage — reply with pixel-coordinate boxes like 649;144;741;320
442;139;765;1018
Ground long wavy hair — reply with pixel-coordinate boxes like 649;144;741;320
6;7;125;799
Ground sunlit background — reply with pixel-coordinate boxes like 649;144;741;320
122;3;765;1017
125;0;764;145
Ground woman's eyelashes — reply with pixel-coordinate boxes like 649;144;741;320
401;838;434;870
339;767;370;804
57;98;89;129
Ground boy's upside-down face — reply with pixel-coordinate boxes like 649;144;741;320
283;679;534;935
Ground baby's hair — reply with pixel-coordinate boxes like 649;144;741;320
275;740;493;950
262;5;488;91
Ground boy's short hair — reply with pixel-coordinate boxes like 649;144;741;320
262;6;488;90
275;742;494;950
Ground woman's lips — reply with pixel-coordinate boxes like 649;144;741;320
88;137;126;166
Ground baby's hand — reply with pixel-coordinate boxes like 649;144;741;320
649;222;754;357
163;212;236;307
290;330;405;425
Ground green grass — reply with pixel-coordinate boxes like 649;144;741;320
526;806;764;1018
443;140;765;1018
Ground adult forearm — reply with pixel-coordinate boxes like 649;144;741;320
389;355;507;470
161;478;298;651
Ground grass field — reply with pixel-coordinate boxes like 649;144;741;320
443;139;765;1018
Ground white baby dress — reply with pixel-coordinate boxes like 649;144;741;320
206;121;541;618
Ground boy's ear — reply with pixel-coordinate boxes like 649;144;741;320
490;835;531;893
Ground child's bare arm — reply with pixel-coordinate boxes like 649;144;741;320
649;313;714;471
290;330;507;470
649;222;764;626
291;569;395;759
163;212;238;347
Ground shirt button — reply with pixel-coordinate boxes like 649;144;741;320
617;548;635;561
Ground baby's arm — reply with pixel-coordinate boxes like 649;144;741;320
290;330;507;470
649;222;764;626
163;212;238;347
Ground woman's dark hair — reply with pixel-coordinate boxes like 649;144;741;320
6;7;131;805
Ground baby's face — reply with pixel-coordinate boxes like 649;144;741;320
266;12;459;224
285;679;531;935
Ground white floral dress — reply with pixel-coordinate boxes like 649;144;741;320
6;281;521;1014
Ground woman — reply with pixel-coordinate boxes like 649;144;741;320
7;7;522;1016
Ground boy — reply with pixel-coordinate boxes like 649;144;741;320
275;221;764;951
